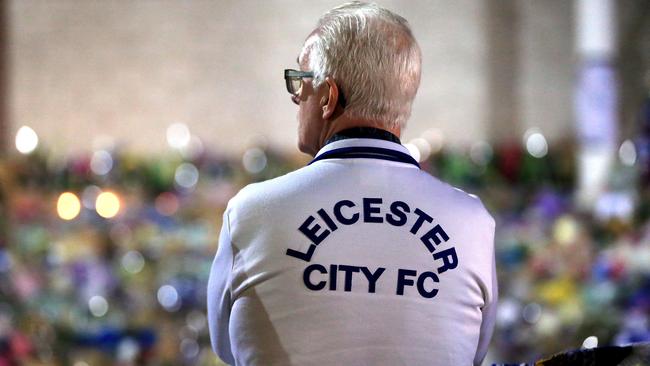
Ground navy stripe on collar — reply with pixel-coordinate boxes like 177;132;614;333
309;145;420;168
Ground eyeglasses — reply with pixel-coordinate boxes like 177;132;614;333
284;69;314;97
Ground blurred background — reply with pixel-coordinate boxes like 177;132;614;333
0;0;649;365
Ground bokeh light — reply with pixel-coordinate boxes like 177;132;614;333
157;285;180;311
88;295;109;317
167;123;191;149
174;163;199;189
408;138;431;162
57;192;81;221
121;250;145;274
422;128;444;154
582;336;598;349
96;191;121;218
618;139;636;166
15;126;39;154
90;150;114;175
522;302;542;324
470;141;493;166
155;192;180;216
186;310;207;333
117;338;140;362
242;148;267;174
553;215;579;245
497;298;521;327
524;128;548;158
180;338;200;359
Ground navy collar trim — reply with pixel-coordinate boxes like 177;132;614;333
309;128;419;168
309;145;420;168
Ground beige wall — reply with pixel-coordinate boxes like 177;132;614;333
517;0;574;142
8;0;574;156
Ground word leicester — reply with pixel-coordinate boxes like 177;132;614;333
285;198;459;299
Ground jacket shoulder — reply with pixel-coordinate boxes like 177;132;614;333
225;167;310;217
425;175;495;227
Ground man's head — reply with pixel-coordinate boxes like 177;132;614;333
291;1;422;155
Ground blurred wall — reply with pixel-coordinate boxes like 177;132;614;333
8;0;574;156
517;0;574;143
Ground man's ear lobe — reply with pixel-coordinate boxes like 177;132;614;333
322;76;339;120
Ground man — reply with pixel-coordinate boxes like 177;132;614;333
207;2;497;365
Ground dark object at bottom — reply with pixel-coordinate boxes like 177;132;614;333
537;343;650;366
493;343;650;366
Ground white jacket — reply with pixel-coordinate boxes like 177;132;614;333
208;136;497;366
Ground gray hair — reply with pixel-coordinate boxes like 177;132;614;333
301;1;422;130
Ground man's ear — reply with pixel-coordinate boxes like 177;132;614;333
321;76;339;120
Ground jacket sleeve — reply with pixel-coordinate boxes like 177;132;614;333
473;219;498;366
207;210;236;365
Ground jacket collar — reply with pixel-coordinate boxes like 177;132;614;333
311;127;419;168
324;127;401;145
